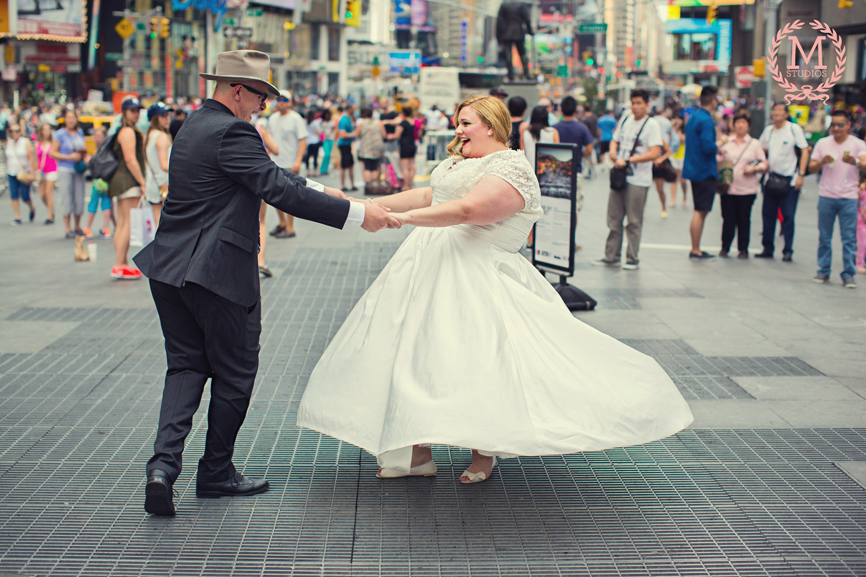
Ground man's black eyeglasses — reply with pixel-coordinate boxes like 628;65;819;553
830;122;848;128
231;83;268;107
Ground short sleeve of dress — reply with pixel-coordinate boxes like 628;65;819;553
485;150;541;211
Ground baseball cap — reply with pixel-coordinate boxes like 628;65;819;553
147;102;174;120
490;87;508;97
277;89;292;101
121;97;143;111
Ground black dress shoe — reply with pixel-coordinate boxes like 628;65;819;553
145;469;176;516
754;252;773;258
196;471;269;498
782;253;793;262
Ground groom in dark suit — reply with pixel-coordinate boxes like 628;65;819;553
134;50;396;516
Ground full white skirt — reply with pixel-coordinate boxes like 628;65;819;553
296;225;694;457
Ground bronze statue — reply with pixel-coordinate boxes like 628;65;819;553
496;0;533;81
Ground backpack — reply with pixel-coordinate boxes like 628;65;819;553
88;130;120;182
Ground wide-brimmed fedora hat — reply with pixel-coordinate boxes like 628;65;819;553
199;50;280;96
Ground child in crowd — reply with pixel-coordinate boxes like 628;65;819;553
858;179;866;274
82;126;113;239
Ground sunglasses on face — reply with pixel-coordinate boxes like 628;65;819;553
276;97;289;102
231;83;268;108
830;122;848;128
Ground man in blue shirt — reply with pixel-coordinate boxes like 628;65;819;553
597;110;617;166
682;86;722;260
553;96;595;237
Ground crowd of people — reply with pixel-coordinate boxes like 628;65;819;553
4;86;866;286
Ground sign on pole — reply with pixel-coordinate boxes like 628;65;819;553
734;65;754;88
578;23;608;33
115;18;135;40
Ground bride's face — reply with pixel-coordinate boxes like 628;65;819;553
455;106;493;158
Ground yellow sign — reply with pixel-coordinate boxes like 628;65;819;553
4;45;14;63
789;105;809;127
668;6;681;19
115;18;135;40
371;65;380;78
38;64;51;72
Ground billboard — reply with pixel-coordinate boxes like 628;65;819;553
13;0;88;42
665;18;731;74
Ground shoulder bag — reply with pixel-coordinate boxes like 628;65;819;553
610;116;648;191
717;139;755;195
763;123;796;196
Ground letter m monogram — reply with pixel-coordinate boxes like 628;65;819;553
789;36;827;69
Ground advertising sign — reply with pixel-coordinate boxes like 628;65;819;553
15;0;87;42
532;143;577;275
665;18;731;74
389;50;421;75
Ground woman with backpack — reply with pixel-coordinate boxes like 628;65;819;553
356;106;386;187
109;98;147;281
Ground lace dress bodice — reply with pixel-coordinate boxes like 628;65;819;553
429;149;542;253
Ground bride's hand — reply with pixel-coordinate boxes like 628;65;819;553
388;213;409;228
323;186;348;200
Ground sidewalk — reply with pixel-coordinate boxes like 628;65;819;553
0;167;865;576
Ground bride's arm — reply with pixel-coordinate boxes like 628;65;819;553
353;187;432;212
392;175;524;228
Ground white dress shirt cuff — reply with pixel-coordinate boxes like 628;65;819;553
345;200;366;227
305;178;325;193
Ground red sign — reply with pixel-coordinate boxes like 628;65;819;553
734;65;754;88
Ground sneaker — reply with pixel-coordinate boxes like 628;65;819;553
689;251;716;261
842;275;857;289
738;251;749;259
622;260;639;270
29;209;35;223
812;274;830;284
782;253;793;262
592;258;620;266
81;228;93;239
99;229;112;240
111;265;143;280
11;219;21;226
269;225;285;237
74;228;86;237
718;250;729;258
44;218;54;225
754;252;773;259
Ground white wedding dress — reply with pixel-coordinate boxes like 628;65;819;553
297;149;693;469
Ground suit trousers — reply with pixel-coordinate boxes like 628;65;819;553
605;183;649;264
720;193;756;253
147;279;261;484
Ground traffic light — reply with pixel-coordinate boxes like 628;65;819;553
149;16;159;39
706;4;717;23
636;59;642;66
582;50;592;65
160;17;170;39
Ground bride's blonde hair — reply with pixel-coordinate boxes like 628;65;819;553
446;95;512;160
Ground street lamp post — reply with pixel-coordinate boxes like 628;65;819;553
764;0;783;128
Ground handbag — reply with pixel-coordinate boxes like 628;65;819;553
74;160;88;174
129;197;156;248
763;123;797;196
662;159;677;182
16;172;33;185
610;115;648;191
717;140;755;195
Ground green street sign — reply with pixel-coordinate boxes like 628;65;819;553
106;52;124;61
246;8;262;16
223;16;236;26
557;64;568;77
578;23;608;33
135;22;147;31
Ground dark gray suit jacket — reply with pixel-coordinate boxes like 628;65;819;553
134;99;350;307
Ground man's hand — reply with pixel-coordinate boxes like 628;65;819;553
842;152;857;166
361;202;393;232
743;165;754;175
291;161;302;174
794;175;804;191
614;158;627;169
389;213;409;228
822;154;835;165
323;186;348;199
653;157;665;166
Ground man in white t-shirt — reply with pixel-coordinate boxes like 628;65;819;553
268;89;308;238
757;102;810;261
808;109;866;287
594;90;662;270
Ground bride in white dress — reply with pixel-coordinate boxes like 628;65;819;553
297;95;693;483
